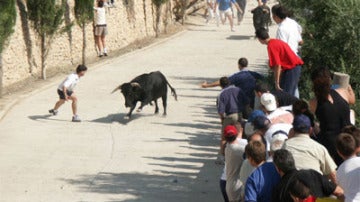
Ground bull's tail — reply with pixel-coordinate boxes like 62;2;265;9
111;85;121;94
166;81;177;101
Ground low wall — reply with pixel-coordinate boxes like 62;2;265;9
2;0;176;92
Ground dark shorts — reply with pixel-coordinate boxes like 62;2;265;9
57;89;73;100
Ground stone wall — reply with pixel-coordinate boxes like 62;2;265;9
2;0;175;90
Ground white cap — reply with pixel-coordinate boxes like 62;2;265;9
260;93;277;112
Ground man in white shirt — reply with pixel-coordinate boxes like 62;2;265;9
224;124;248;202
49;64;87;122
271;4;303;55
336;133;360;202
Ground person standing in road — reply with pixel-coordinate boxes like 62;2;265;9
206;0;220;26
255;28;304;96
214;0;243;31
94;0;108;57
235;0;246;25
48;64;88;122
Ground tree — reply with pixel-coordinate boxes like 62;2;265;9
280;0;360;122
0;0;17;97
74;0;94;65
152;0;169;37
27;0;65;80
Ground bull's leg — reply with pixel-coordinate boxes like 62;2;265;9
137;97;153;112
125;106;136;119
136;106;142;112
162;95;167;116
154;99;159;114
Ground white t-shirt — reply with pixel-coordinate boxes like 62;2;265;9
58;73;80;91
264;123;291;151
337;156;360;202
267;108;294;125
94;7;106;25
276;17;302;55
225;138;247;201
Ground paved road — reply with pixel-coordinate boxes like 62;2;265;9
0;2;276;201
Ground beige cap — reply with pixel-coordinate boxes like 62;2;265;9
333;72;349;88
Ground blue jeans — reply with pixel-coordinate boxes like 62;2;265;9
280;65;301;96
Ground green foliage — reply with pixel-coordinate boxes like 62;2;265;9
75;0;94;27
0;0;17;54
27;0;65;37
280;0;360;123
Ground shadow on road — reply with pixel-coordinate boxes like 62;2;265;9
59;76;230;201
226;35;253;40
59;130;221;202
28;114;70;122
91;113;159;125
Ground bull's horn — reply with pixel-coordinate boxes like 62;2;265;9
130;82;140;87
111;86;120;94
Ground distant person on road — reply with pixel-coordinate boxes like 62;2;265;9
202;57;264;109
48;64;88;122
255;28;304;96
94;0;108;57
214;0;243;31
206;0;220;26
235;0;246;25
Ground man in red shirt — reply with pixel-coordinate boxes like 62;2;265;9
255;28;304;96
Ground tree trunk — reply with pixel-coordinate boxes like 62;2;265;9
181;0;189;25
185;1;206;15
82;23;86;65
155;5;162;37
0;55;3;98
41;34;47;80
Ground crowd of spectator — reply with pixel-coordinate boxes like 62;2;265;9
201;2;360;202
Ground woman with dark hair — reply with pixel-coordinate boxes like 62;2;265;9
309;67;354;166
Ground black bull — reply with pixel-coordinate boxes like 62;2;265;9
112;71;177;118
251;5;271;32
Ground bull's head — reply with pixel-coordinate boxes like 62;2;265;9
117;82;142;108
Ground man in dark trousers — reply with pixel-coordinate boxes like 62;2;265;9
255;28;303;96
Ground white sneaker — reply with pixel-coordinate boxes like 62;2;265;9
72;115;81;122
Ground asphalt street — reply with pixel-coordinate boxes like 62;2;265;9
0;1;276;201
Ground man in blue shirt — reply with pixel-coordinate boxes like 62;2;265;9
214;0;242;31
202;57;263;110
217;77;249;155
244;141;281;202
